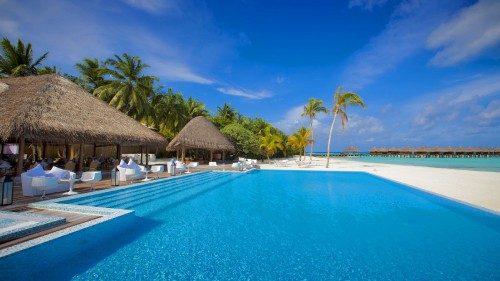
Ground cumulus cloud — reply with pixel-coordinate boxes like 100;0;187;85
464;100;500;126
217;87;272;100
427;0;500;66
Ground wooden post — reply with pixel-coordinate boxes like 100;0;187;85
78;143;84;173
93;143;97;158
181;147;186;163
145;146;149;166
16;136;25;176
42;143;47;159
117;144;122;160
140;146;144;165
210;150;213;161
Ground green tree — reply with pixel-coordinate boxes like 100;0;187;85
301;98;329;161
74;58;106;93
287;127;312;161
325;86;366;168
259;126;284;161
221;123;260;159
37;65;60;75
185;97;209;121
0;37;48;77
212;102;239;128
94;53;158;121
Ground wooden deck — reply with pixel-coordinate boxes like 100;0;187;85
0;164;236;249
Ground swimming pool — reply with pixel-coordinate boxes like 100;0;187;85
1;170;499;280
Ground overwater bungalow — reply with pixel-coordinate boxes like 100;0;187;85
369;146;500;158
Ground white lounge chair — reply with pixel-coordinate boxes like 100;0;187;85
80;171;102;191
295;160;311;168
209;162;217;168
150;165;164;179
186;162;198;173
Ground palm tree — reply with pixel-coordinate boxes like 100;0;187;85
259;126;284;161
287;127;312;161
214;102;239;128
94;53;158;121
0;37;48;77
74;58;106;93
301;98;329;161
325;86;366;168
185;97;209;121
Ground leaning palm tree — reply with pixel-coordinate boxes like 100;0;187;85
0;37;48;77
325;86;366;168
259;126;284;161
301;98;329;161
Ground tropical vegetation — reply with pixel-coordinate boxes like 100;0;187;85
1;37;366;163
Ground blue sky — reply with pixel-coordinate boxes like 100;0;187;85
1;0;500;151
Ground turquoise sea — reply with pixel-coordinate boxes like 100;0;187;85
339;156;500;172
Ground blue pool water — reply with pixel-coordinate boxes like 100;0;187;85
2;170;500;280
342;156;500;172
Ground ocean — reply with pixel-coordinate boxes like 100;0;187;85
337;156;500;172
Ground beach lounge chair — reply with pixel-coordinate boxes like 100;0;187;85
275;159;289;167
117;159;145;182
209;162;217;168
232;162;241;170
295;160;311;168
80;171;102;191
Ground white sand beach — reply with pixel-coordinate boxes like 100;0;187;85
260;157;500;214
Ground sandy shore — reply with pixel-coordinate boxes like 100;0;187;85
259;157;500;214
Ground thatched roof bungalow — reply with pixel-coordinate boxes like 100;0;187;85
167;116;235;162
0;74;167;174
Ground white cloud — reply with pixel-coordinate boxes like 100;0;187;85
0;19;18;36
273;105;310;134
465;100;500;126
348;0;388;10
151;61;213;84
122;0;179;14
409;73;500;130
345;115;385;135
217;87;272;100
427;0;500;66
381;103;392;114
342;0;463;89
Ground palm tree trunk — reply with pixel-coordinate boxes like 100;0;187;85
325;112;338;168
309;118;314;161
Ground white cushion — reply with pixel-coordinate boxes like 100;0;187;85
48;166;70;180
118;159;128;168
127;159;139;169
27;164;46;177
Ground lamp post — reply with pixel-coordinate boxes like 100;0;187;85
0;176;13;205
111;167;120;186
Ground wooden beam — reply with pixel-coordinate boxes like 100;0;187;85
78;143;83;173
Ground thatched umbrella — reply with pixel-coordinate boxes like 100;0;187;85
0;74;167;175
343;146;360;152
167;116;235;162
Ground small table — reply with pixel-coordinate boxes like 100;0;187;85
142;169;152;181
61;178;81;195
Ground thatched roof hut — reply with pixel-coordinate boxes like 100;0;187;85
167;116;234;161
0;74;167;174
343;146;360;152
0;74;166;146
